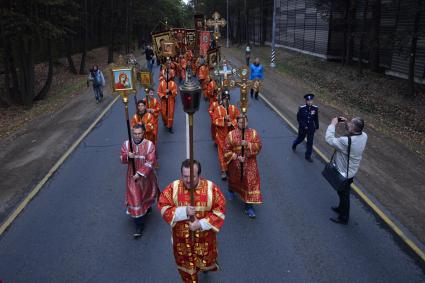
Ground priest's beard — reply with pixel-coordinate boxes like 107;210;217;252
133;137;144;144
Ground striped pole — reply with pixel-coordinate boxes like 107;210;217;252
270;0;277;68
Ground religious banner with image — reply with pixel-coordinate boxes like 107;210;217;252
171;28;187;53
199;30;211;57
186;29;196;53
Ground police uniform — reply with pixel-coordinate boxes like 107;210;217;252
292;94;319;162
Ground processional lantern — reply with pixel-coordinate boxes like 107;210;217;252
179;75;201;114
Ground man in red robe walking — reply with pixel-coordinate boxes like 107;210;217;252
158;159;226;283
212;91;240;179
120;124;159;238
224;114;262;218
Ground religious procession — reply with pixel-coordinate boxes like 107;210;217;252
1;1;424;283
116;12;266;282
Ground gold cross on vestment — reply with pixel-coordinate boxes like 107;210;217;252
206;12;226;40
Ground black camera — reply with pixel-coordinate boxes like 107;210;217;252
337;117;345;122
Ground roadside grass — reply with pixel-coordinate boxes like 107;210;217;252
242;46;425;157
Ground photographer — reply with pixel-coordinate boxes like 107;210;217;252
325;117;368;225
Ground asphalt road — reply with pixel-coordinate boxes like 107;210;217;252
0;64;423;283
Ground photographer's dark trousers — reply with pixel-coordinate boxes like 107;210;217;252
292;127;315;158
336;178;354;222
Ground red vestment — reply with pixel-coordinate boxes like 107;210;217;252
158;179;226;283
130;112;156;144
143;97;161;146
212;104;240;171
120;139;159;217
197;65;209;98
206;79;217;105
160;67;176;81
208;101;219;142
179;58;187;81
224;128;263;204
157;79;178;128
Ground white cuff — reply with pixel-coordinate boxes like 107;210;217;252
174;207;189;222
199;219;212;231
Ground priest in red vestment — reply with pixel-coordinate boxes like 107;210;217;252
212;91;240;179
224;114;262;218
120;124;160;238
158;159;226;283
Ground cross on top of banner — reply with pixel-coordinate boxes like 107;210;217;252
206;12;226;40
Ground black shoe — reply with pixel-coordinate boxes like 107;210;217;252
133;226;143;238
292;144;296;152
168;127;174;134
330;217;348;225
305;156;313;163
331;206;341;214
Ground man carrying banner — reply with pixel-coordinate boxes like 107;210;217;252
120;124;159;238
213;91;240;179
224;114;262;218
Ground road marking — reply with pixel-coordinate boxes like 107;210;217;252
258;92;425;263
0;95;120;236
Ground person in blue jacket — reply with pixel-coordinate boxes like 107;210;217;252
292;94;319;162
249;58;264;100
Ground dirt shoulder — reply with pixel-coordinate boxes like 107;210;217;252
223;46;425;246
0;47;128;222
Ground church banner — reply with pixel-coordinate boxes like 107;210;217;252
199;31;211;57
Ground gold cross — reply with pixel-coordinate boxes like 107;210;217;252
230;67;253;114
206;12;226;40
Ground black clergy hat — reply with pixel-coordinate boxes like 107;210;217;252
304;93;315;100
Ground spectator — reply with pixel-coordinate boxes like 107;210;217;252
326;117;368;225
87;65;105;104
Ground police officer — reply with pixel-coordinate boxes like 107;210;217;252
292;94;319;162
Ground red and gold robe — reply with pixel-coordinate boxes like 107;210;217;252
158;179;226;283
206;79;217;106
157;79;178;128
120;139;159;217
160;67;176;81
130;112;156;144
197;65;209;98
208;101;219;142
212;104;240;171
143;97;161;146
224;128;263;204
178;57;187;81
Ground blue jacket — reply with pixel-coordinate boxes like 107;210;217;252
249;63;264;80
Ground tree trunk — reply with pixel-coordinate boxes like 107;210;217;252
108;0;114;63
17;37;35;108
0;21;15;106
369;0;381;72
66;38;78;74
79;0;88;75
358;0;369;76
408;0;422;96
344;0;356;65
35;39;53;101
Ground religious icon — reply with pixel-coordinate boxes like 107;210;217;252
139;71;152;88
152;31;171;55
162;42;176;57
207;48;221;68
112;67;136;92
194;14;204;31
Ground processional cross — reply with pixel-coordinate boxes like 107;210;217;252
206;12;227;41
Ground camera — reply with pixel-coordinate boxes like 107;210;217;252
337;117;345;122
